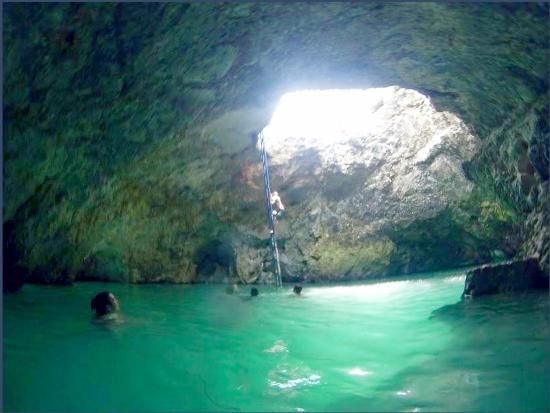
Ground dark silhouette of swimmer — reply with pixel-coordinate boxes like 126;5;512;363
250;287;259;297
293;285;302;295
91;291;120;317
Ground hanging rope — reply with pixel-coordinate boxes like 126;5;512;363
258;132;282;287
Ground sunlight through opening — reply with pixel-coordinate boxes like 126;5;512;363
262;87;398;146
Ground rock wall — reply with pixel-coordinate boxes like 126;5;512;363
465;97;549;273
3;3;548;285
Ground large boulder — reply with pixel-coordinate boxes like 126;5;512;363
261;86;495;280
463;258;548;297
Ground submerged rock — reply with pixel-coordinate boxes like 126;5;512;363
463;258;548;297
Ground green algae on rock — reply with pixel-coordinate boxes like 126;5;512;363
3;3;548;286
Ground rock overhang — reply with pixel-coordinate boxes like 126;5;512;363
2;2;548;284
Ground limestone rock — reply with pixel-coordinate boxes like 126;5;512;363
2;3;548;284
235;244;267;284
264;87;480;229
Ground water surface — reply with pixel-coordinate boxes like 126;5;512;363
4;269;549;412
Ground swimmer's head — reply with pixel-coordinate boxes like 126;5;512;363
293;285;302;295
250;287;259;297
91;291;120;317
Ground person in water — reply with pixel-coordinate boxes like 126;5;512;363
250;287;259;297
225;283;239;294
293;285;303;295
270;191;285;220
91;291;120;318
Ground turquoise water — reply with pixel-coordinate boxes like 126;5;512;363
3;269;549;412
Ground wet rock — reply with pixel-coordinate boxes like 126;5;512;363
463;258;548;297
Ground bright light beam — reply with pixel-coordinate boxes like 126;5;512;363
262;88;396;146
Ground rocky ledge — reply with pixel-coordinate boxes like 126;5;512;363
463;258;548;297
